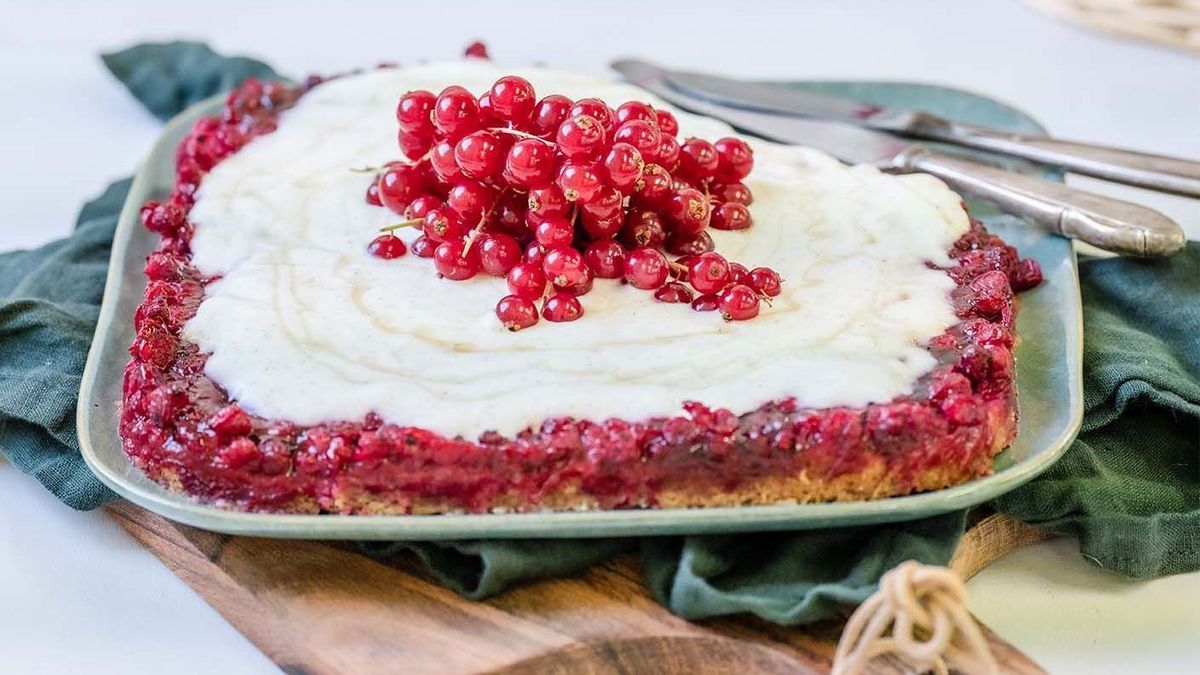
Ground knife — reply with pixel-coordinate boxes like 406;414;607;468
638;62;1200;199
611;59;1186;258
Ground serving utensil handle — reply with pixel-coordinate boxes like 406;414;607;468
899;148;1187;257
923;121;1200;198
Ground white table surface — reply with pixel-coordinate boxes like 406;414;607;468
1;1;1197;673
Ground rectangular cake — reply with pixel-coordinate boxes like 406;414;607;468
120;58;1043;514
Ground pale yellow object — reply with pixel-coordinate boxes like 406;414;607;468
832;561;998;675
1027;0;1200;52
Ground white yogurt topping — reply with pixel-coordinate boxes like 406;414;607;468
184;62;968;437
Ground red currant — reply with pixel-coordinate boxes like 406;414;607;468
616;101;657;127
624;247;669;289
524;241;545;265
1010;258;1044;292
398;129;435;161
367;234;407;259
581;211;624;240
678;138;719;180
673;255;696;280
583;239;626;279
431;140;464;182
404;195;442;220
686;252;730;294
479;233;522;276
691;293;719;312
710;202;751;230
396;90;436;132
714;137;754;182
210;404;252;437
654;109;680;137
631;164;673;208
556;161;603;203
602;143;644;193
713;182;753;205
140;200;187;236
446;180;496;222
411;235;436;258
494;294;537;331
454;131;505;179
567;265;596;296
476;93;501;127
507;262;548;300
534;215;575;248
504;138;558;189
494;193;528;234
655;281;694;303
496;295;538;331
378;164;428;215
464;40;490;59
613;120;661;160
621;208;667;249
570;98;615;132
666;187;711;237
656;135;681;171
542;246;588;288
749;267;782;297
728;261;751;285
489;75;537;123
542;293;583;322
433;85;481;139
556;115;607;160
433;239;481;280
527;186;569;219
666;230;714;256
718;284;760;321
580;185;623;221
530;94;573;138
365;180;382;206
423;207;469;242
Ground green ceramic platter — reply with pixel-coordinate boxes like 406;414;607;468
78;80;1083;540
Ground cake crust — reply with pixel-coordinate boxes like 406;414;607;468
119;77;1042;516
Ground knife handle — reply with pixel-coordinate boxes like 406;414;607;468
900;148;1187;257
920;120;1200;198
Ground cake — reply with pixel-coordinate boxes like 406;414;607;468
120;56;1043;514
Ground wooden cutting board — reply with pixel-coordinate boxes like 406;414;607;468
107;502;1049;674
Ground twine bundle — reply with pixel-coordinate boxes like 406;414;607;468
831;561;998;675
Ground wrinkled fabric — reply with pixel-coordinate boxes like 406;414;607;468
3;41;1196;626
994;246;1200;578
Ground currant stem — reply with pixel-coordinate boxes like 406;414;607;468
379;219;421;232
461;226;483;258
495;127;547;142
460;189;507;258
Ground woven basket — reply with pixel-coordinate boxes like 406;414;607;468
1028;0;1200;52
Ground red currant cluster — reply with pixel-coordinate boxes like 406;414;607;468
365;74;781;330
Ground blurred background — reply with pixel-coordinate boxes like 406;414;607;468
1;0;1197;249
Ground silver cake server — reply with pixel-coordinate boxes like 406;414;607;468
611;59;1186;258
629;61;1200;199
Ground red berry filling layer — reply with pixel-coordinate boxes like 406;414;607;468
120;76;1043;514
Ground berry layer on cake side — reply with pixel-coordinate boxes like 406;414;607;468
120;59;1043;515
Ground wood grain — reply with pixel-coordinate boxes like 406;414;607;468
107;502;1047;675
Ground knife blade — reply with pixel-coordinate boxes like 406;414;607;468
665;68;918;132
628;60;1200;199
612;58;914;163
610;58;1186;257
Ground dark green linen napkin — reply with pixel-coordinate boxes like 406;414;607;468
995;250;1200;578
2;42;1195;624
